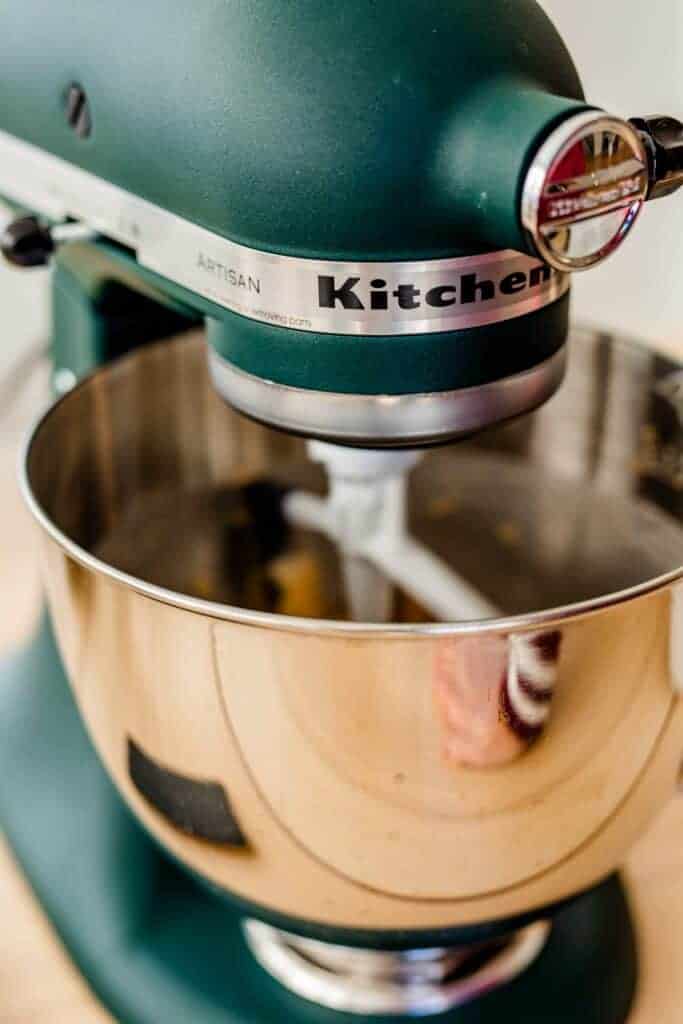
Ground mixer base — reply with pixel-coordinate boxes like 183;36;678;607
0;620;637;1023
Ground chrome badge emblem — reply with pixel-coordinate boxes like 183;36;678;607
522;112;649;272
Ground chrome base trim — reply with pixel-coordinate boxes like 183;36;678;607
208;347;568;446
243;919;551;1017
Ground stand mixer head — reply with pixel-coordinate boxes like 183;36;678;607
2;1;683;1020
2;0;679;448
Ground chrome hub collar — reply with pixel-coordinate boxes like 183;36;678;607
209;346;567;447
243;919;551;1016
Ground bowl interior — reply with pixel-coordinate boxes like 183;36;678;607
26;329;683;623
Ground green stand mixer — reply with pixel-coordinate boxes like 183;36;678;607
1;2;683;1021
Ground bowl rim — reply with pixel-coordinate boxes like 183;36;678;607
20;335;683;639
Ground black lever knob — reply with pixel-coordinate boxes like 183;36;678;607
0;215;55;268
1;215;96;268
630;115;683;201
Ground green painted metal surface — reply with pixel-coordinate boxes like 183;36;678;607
0;1;585;260
4;1;584;394
52;247;198;379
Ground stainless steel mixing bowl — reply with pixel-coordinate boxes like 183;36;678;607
22;328;683;935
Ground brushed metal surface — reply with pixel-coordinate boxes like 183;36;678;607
208;345;568;447
22;328;683;930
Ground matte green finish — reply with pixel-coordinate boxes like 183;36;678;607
0;621;638;1024
438;83;592;252
52;253;198;380
0;0;585;260
3;1;584;395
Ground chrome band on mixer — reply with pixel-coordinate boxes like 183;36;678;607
0;129;568;337
209;345;568;446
